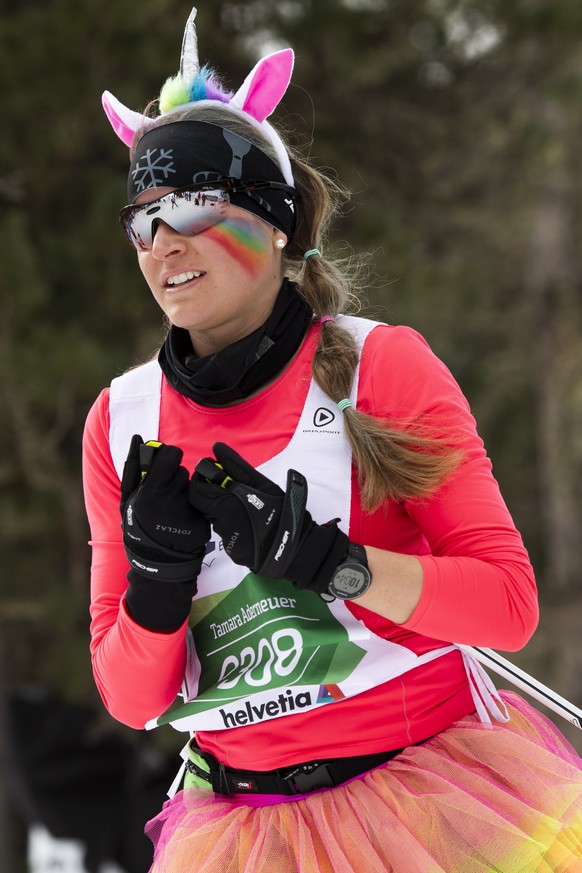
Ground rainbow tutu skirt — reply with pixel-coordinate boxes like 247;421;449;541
146;692;582;872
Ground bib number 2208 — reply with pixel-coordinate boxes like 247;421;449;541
216;629;303;689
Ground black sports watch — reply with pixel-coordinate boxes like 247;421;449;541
326;542;372;601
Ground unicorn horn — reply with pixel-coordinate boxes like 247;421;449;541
180;6;200;88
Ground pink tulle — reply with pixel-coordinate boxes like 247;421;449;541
146;692;582;872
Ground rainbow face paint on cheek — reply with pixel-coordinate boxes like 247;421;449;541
204;214;271;275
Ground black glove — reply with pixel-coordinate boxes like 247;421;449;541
189;442;349;593
120;435;210;630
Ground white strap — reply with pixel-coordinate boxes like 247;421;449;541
459;648;510;725
167;739;192;798
460;645;582;730
109;360;162;479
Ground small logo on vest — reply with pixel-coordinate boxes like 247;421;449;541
234;778;255;791
313;407;335;427
202;539;217;568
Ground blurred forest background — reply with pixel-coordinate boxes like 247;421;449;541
1;0;582;870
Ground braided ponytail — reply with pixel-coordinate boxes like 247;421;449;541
283;151;462;510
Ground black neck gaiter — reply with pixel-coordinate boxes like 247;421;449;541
158;279;313;406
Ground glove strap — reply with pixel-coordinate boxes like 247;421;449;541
124;546;203;583
123;509;204;583
259;469;308;578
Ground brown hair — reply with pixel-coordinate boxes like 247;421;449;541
135;104;462;510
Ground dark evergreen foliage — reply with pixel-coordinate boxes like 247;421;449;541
1;11;581;859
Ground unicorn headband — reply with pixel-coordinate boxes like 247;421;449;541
102;6;295;187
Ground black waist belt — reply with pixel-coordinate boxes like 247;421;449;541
186;739;417;796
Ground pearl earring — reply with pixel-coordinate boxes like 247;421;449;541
276;238;286;249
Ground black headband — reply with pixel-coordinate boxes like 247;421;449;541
127;121;297;237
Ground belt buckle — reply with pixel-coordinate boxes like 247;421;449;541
282;761;334;794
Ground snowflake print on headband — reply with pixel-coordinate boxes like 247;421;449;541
131;148;177;193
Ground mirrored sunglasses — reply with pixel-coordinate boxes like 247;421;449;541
119;180;296;251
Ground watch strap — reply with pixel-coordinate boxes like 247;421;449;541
345;541;368;568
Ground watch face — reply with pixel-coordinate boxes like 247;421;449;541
330;561;371;600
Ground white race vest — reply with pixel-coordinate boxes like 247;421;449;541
109;316;509;734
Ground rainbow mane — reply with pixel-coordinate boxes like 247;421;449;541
159;65;233;114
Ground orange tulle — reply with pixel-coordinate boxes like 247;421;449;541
146;693;582;872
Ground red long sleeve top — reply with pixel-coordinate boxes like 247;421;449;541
83;323;538;769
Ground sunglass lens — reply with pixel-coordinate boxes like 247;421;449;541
121;190;229;250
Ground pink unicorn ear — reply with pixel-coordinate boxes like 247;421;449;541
230;49;294;122
102;91;148;148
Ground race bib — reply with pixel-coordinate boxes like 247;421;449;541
148;569;453;732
